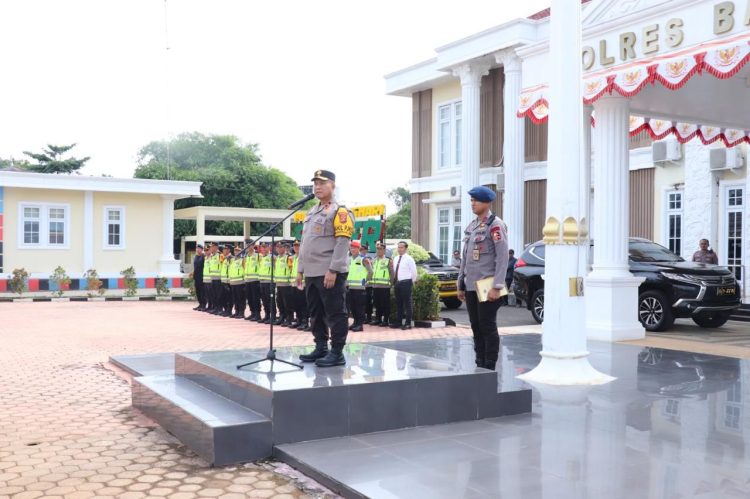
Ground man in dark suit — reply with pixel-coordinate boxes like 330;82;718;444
192;244;206;311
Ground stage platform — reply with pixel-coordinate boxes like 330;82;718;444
115;342;531;466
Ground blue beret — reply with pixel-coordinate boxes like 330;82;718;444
467;186;496;203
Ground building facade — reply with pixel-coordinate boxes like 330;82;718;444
386;0;750;307
0;170;202;291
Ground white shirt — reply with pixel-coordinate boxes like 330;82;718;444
393;253;418;282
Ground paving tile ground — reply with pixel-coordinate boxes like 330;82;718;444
0;302;475;499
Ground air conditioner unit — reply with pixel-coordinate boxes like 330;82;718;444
652;138;681;164
710;148;744;171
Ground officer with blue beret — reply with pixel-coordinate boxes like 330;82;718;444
457;185;509;371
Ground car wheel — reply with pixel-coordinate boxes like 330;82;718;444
692;310;731;328
443;297;462;310
638;290;674;332
530;289;544;324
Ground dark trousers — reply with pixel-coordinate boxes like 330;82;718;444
348;288;366;325
305;273;349;348
195;278;206;308
373;287;391;323
203;281;213;309
294;287;309;322
394;280;413;326
231;284;245;315
222;284;232;313
277;286;291;321
211;280;222;310
465;291;501;369
260;282;272;319
245;281;260;317
365;287;373;320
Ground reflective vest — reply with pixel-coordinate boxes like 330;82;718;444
208;253;221;279
202;254;211;280
229;256;244;285
258;254;272;282
347;256;369;289
220;255;230;283
371;257;391;287
244;254;259;282
291;255;300;277
274;254;292;286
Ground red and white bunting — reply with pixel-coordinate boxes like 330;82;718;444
698;125;723;145
518;34;750;130
673;123;698;143
723;128;747;147
629;116;647;135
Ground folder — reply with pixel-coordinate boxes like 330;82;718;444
476;276;508;303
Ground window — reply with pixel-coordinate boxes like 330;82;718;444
722;381;742;431
19;204;69;248
664;190;683;256
436;206;462;263
437;100;462;169
23;207;40;244
103;206;125;249
723;186;744;282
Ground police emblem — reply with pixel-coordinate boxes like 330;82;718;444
492;230;502;242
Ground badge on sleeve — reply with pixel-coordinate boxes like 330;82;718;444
491;225;503;242
333;207;354;238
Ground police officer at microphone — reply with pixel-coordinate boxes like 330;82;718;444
457;186;509;371
296;170;355;368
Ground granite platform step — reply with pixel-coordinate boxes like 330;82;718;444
133;375;272;465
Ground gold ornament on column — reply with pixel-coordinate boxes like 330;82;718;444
542;217;561;245
562;217;579;244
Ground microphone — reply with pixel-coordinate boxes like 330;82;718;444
288;192;315;210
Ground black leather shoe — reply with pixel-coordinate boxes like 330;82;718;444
289;321;299;329
363;318;371;324
303;324;311;331
350;325;363;332
299;345;329;362
370;320;381;326
297;322;307;330
315;350;346;367
401;324;412;330
193;306;202;311
389;323;400;329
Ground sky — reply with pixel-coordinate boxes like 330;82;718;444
0;0;550;210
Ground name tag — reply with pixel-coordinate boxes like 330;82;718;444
472;248;480;261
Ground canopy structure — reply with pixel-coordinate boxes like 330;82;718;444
518;32;750;146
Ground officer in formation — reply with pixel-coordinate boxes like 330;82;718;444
243;242;262;322
273;241;293;326
296;170;356;368
291;241;310;331
369;241;393;326
228;245;246;318
346;240;372;332
456;186;509;371
208;242;223;314
257;242;273;322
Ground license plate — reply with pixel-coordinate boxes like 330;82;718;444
716;286;736;296
441;283;457;291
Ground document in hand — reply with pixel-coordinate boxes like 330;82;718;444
476;276;508;302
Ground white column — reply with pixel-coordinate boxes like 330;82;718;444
497;51;525;253
83;191;94;272
196;213;206;245
518;0;611;386
586;95;645;341
453;62;490;230
159;195;181;275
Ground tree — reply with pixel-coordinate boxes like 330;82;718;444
22;144;90;174
387;186;410;210
385;186;412;240
0;157;30;170
134;133;303;238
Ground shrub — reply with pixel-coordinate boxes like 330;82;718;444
9;268;29;295
407;243;430;264
83;269;105;297
50;266;72;297
183;276;196;298
120;266;138;297
155;277;170;296
413;268;440;321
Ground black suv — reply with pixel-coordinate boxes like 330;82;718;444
513;238;741;332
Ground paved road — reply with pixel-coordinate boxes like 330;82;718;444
440;300;538;327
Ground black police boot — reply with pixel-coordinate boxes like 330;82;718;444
315;345;346;368
350;324;363;332
297;321;307;330
484;360;497;371
299;343;328;362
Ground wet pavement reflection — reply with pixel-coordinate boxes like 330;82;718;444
278;335;750;498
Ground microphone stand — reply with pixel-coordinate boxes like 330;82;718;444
237;204;305;371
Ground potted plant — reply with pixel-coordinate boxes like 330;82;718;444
155;276;171;300
50;266;72;299
83;269;106;299
10;268;30;300
120;266;138;299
